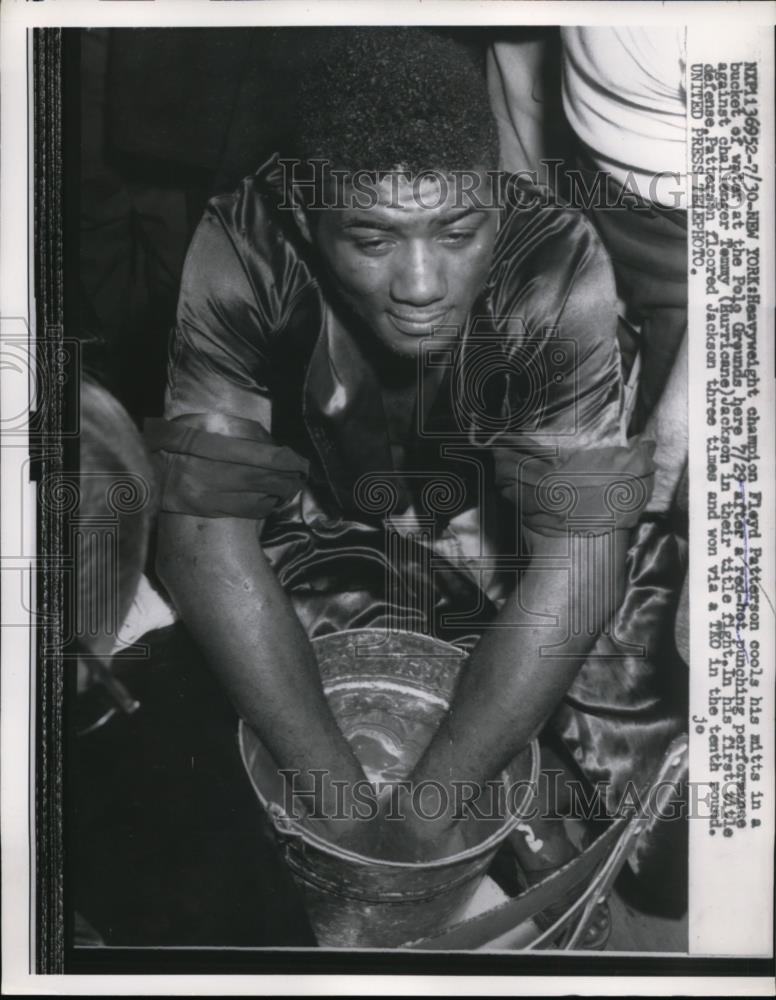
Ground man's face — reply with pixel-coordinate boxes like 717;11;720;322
308;170;499;358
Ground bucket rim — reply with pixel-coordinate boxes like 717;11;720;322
238;719;541;870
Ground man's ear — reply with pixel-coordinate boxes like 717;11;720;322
290;191;314;244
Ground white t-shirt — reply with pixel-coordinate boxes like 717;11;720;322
561;27;687;207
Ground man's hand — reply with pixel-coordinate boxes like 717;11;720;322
299;781;468;862
371;782;471;862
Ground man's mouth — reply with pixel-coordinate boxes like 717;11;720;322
386;309;450;336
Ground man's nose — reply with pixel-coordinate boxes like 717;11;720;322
390;241;447;307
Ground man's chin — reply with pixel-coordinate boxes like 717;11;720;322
376;321;461;359
376;331;427;361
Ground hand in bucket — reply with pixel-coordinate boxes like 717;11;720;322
299;781;469;863
370;782;470;863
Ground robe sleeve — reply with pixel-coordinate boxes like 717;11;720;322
490;211;654;535
147;189;310;518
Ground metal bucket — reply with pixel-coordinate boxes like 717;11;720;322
239;628;538;948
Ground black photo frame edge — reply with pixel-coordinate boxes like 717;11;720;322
28;22;775;984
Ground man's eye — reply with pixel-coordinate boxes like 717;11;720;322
440;230;477;246
353;237;394;254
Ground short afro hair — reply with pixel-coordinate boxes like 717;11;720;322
291;28;499;175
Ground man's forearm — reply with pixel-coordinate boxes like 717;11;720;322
156;512;365;818
411;528;628;792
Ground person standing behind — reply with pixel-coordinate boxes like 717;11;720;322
488;27;688;447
